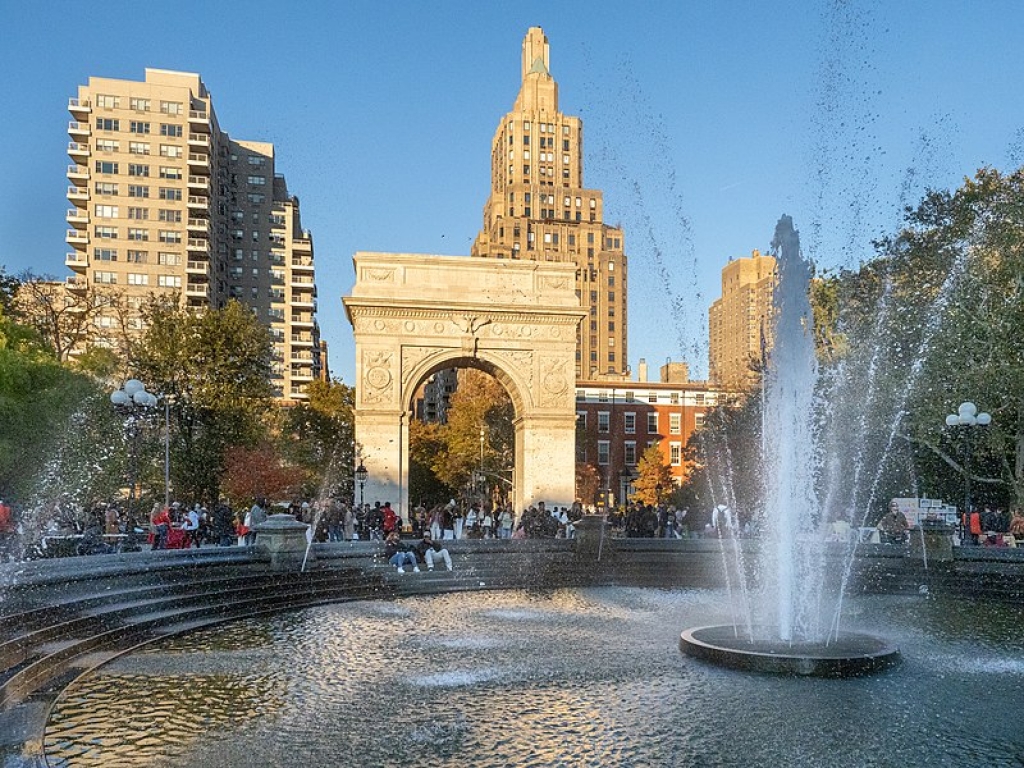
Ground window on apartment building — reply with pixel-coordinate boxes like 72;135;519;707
127;273;149;286
670;392;680;405
624;441;637;465
128;142;150;155
597;441;610;466
158;188;182;201
598;412;610;432
129;97;149;111
127;228;148;241
647;412;658;432
247;155;266;166
126;250;147;263
695;393;705;405
160;145;183;158
624;412;636;434
127;185;149;198
159;101;183;115
93;226;116;239
158;209;181;223
95;118;119;131
159;166;182;179
695;413;705;428
669;413;681;434
127;207;148;220
95;161;118;175
95;95;120;109
247;193;265;204
94;204;118;218
158;230;181;243
159;124;182;137
93;271;117;284
93;248;117;261
670;443;682;466
95;139;118;152
157;274;181;288
128;164;149;177
247;175;266;185
129;121;150;134
157;252;180;266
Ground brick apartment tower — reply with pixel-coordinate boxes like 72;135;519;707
707;249;777;389
66;68;322;401
471;28;627;380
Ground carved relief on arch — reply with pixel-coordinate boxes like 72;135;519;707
400;345;444;394
487;349;534;395
361;348;395;405
538;355;571;409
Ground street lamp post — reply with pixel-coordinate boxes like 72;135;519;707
110;379;159;518
944;401;992;543
354;462;368;510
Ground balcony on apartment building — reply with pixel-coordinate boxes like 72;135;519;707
188;110;211;132
67;185;89;203
66;275;88;292
289;274;316;289
68;98;92;117
290;333;314;346
67;142;89;161
186;195;207;210
291;232;312;254
290;255;314;271
290;313;314;328
187;218;211;236
185;282;210;299
186;238;211;256
187;133;210;151
65;229;88;246
185;260;209;276
65;252;88;271
68;121;90;139
67;165;89;182
289;292;315;309
66;208;88;228
187;176;210;193
187;153;210;173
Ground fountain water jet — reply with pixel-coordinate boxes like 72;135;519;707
680;215;900;676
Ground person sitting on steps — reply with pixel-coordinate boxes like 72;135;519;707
385;531;419;573
415;531;453;571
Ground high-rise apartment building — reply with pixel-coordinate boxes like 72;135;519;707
471;28;627;380
66;68;322;401
708;249;777;389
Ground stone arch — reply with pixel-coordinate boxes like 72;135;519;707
343;252;585;515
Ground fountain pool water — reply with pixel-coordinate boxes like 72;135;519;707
38;587;1024;767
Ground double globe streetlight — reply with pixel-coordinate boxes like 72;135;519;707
111;379;170;510
944;401;992;533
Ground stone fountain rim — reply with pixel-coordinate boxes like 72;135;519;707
680;624;901;677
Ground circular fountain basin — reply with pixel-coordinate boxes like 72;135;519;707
680;625;900;677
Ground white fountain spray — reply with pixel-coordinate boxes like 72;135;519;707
759;215;820;643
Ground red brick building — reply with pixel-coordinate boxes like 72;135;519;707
575;359;729;507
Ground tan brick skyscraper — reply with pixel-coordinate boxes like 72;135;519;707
66;68;322;401
472;28;627;380
708;249;777;389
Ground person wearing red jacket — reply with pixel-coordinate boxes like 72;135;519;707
151;503;172;550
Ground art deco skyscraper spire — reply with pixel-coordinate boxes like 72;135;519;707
472;27;627;380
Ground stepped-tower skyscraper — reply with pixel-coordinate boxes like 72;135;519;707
472;27;627;380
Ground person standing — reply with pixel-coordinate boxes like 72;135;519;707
246;497;267;546
150;503;171;550
182;504;202;549
326;498;343;542
877;502;909;545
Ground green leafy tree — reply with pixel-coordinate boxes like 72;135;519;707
280;378;356;498
131;299;274;503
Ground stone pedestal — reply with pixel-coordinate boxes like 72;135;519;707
255;513;312;571
573;514;608;561
909;522;954;563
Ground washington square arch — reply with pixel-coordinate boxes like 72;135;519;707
343;252;585;515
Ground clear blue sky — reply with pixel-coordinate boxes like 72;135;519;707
2;1;1022;383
